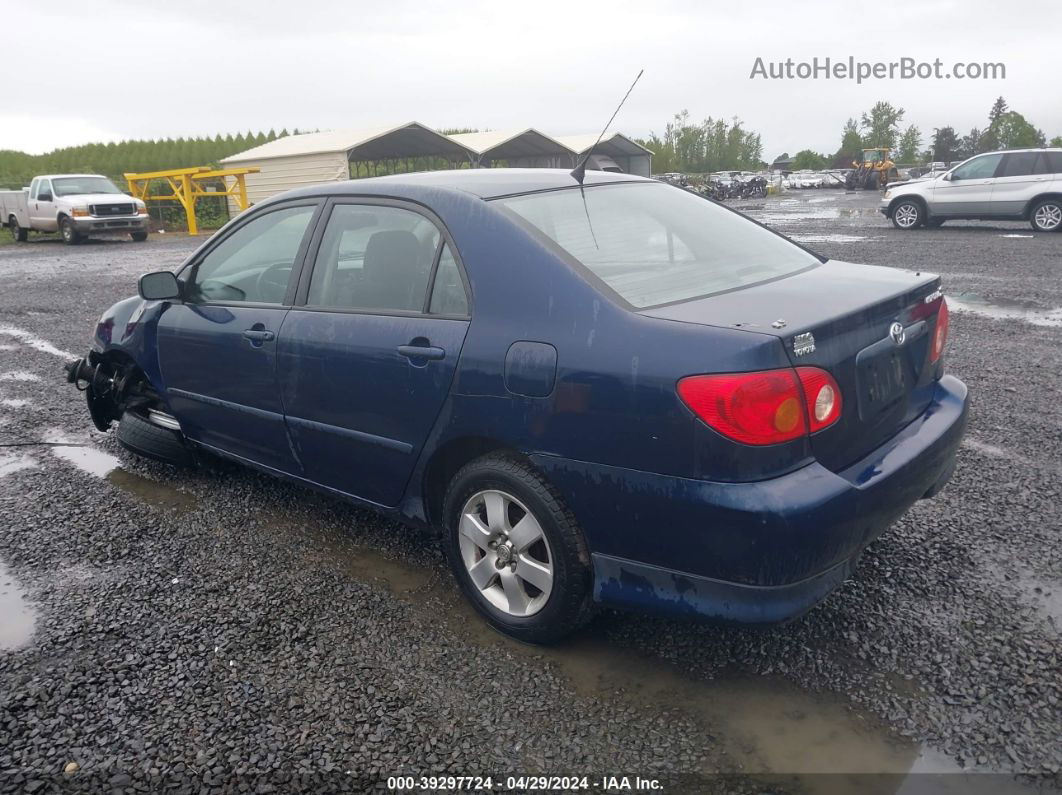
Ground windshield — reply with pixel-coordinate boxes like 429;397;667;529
52;177;122;197
495;182;818;308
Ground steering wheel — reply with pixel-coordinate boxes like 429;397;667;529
255;262;292;302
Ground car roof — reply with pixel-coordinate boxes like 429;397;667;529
38;174;110;179
282;168;650;201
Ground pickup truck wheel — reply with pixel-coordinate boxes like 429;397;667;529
891;200;924;229
130;231;148;242
9;217;28;242
60;217;81;245
1030;199;1062;232
442;454;594;644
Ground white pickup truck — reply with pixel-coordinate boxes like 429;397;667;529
1;174;149;245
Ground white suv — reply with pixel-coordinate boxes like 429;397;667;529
881;149;1062;232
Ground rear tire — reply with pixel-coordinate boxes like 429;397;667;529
1029;198;1062;232
442;454;594;644
891;199;924;230
9;216;28;242
60;217;80;245
116;411;194;467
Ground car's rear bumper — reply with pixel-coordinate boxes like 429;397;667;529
531;374;968;623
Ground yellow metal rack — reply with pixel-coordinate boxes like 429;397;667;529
124;166;260;235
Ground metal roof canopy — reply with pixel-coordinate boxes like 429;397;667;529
555;133;654;159
449;129;575;161
221;122;476;164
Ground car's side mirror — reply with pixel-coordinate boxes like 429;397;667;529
942;173;953;181
38;192;52;202
138;271;181;301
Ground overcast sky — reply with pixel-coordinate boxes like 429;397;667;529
4;0;1059;159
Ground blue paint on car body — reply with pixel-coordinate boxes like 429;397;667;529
75;169;969;626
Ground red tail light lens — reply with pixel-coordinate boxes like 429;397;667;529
678;367;841;445
796;367;842;432
930;298;949;363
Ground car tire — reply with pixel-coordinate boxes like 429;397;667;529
891;200;924;230
60;217;81;245
442;454;594;644
131;231;148;242
116;410;195;467
9;216;28;242
1029;198;1062;233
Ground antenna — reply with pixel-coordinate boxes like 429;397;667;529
570;69;644;184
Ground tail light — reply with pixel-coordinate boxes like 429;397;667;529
930;298;949;363
677;367;842;446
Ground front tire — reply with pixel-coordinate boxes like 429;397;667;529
1029;199;1062;232
131;231;148;242
442;454;593;644
891;199;924;229
116;411;194;467
60;217;81;245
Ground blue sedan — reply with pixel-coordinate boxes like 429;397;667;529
66;169;967;643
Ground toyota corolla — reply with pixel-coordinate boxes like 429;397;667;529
66;169;967;643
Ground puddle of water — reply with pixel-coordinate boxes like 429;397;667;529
48;441;198;513
0;371;41;382
261;515;1000;788
836;207;886;218
949;292;1062;328
1;398;32;409
0;344;18;351
0;452;39;477
999;234;1034;239
0;558;37;650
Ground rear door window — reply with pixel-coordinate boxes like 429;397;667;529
998;153;1039;178
307;204;441;313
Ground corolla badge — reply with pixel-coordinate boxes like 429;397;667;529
889;322;906;345
792;332;816;356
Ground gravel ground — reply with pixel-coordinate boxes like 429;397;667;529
0;192;1059;795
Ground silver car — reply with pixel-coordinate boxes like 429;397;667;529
881;149;1062;232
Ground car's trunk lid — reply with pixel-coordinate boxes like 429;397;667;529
642;260;945;471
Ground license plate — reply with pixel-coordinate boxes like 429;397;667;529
857;349;907;418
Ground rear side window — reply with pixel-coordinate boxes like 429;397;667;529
428;244;468;315
307;204;441;313
187;205;315;304
495;182;818;308
1036;152;1062;175
998;152;1039;178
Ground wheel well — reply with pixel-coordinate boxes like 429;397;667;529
1023;193;1062;219
888;194;927;217
421;436;526;526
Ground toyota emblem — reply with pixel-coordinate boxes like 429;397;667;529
889;322;906;346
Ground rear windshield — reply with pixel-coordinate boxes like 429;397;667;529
495;182;818;308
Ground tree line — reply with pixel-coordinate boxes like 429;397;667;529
0;130;298;189
780;96;1061;171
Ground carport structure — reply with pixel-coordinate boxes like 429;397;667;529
218;122;477;214
555;133;654;177
447;129;575;169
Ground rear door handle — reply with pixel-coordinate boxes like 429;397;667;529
243;329;275;342
398;344;445;361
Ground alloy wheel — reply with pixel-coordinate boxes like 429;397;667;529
458;489;554;617
1034;203;1061;231
894;203;920;228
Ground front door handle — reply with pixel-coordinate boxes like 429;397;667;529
398;344;445;361
243;329;275;343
